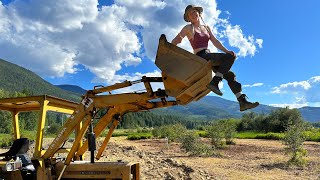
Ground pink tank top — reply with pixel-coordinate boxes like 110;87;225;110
189;26;210;50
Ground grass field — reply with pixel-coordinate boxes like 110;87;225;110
1;129;320;147
235;131;320;142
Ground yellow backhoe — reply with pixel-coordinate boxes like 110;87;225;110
0;34;212;180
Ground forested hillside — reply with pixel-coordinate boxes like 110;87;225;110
55;85;86;95
299;107;320;123
0;59;81;102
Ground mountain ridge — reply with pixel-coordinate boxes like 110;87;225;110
1;58;319;122
55;84;87;95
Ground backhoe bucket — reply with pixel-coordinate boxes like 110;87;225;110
155;34;212;105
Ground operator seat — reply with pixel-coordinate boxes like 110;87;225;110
0;138;29;160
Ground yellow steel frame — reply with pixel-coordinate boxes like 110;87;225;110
30;76;177;179
0;95;79;158
12;111;20;139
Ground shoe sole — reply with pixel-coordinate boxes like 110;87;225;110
206;84;223;96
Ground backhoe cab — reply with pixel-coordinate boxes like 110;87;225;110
0;34;211;180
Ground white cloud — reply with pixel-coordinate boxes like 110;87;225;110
223;25;261;57
256;39;263;48
0;2;9;34
9;0;98;31
269;103;307;109
243;83;263;88
270;76;320;107
271;81;311;94
0;0;263;85
114;0;166;27
310;76;320;83
269;96;309;109
0;0;141;81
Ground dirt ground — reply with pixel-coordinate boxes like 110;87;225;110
93;137;320;180
1;137;320;180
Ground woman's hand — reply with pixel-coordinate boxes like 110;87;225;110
227;50;236;58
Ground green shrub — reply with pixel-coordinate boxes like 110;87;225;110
0;135;13;148
196;130;208;138
127;134;141;140
193;143;215;156
151;127;161;138
283;117;308;167
137;128;151;133
152;124;187;142
207;124;225;148
222;119;237;144
179;132;198;152
127;133;152;140
179;132;213;156
207;119;237;148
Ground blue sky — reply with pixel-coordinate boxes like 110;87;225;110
0;0;319;108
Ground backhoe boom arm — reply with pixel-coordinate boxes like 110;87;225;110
43;76;176;159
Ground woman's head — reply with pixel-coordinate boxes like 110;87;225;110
184;5;203;23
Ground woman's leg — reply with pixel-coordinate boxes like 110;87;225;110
224;71;242;95
209;53;235;75
196;51;235;75
224;71;259;111
197;51;260;111
196;51;236;96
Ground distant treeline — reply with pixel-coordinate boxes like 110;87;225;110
120;107;310;133
120;111;211;129
0;88;316;135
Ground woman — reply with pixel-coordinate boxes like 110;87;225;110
171;5;259;111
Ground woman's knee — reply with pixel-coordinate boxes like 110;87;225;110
224;71;236;82
224;53;235;66
226;53;235;61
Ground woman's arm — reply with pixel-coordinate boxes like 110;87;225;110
171;25;191;45
171;32;183;45
207;26;236;56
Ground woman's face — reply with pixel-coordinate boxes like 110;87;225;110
188;9;200;23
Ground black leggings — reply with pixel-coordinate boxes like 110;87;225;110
196;49;242;94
